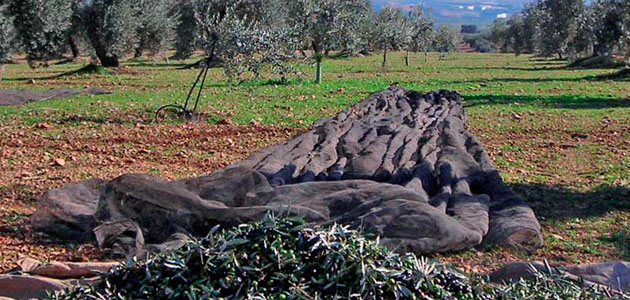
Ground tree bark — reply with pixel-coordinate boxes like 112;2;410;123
312;41;323;84
134;48;143;59
86;30;120;68
405;50;409;66
382;49;388;71
315;56;322;84
68;36;80;60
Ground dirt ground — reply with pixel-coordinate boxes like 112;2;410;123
0;121;300;272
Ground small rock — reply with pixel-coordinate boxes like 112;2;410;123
511;112;522;120
54;158;66;167
34;123;51;129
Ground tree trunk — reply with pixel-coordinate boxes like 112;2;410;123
424;51;428;63
68;36;80;60
315;56;322;84
405;50;409;67
382;49;388;71
87;31;120;67
134;48;143;59
558;52;564;60
312;41;323;84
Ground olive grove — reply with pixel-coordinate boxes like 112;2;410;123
492;0;630;66
0;0;448;79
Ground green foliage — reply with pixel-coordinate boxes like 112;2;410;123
6;0;73;64
488;19;510;53
283;0;371;56
434;25;462;58
283;0;372;82
194;0;299;82
488;263;628;300
49;215;489;300
135;0;178;58
80;0;141;67
173;0;197;60
47;215;630;300
494;0;630;62
536;0;585;59
463;34;495;53
373;6;411;53
407;5;435;54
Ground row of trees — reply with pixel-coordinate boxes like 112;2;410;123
0;0;463;83
0;0;178;68
490;0;630;63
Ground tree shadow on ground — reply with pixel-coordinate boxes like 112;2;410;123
3;61;191;82
594;68;630;81
495;72;629;83
454;66;568;72
529;57;566;62
126;61;191;68
464;94;630;109
511;182;630;259
2;64;114;82
441;70;629;86
511;183;630;221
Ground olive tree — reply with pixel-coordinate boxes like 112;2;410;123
503;14;534;56
373;6;411;70
535;0;585;59
520;4;541;55
80;0;141;67
134;0;178;59
489;19;510;53
407;5;434;64
587;0;622;58
7;0;74;65
593;0;630;60
173;0;197;60
434;25;461;60
490;4;539;56
194;0;298;82
283;0;371;83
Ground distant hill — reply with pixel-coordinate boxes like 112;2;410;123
372;0;533;27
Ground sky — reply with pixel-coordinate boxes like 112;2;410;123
372;0;534;26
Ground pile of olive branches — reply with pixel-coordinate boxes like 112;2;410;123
48;214;627;300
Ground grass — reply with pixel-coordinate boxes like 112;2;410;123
0;52;629;273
